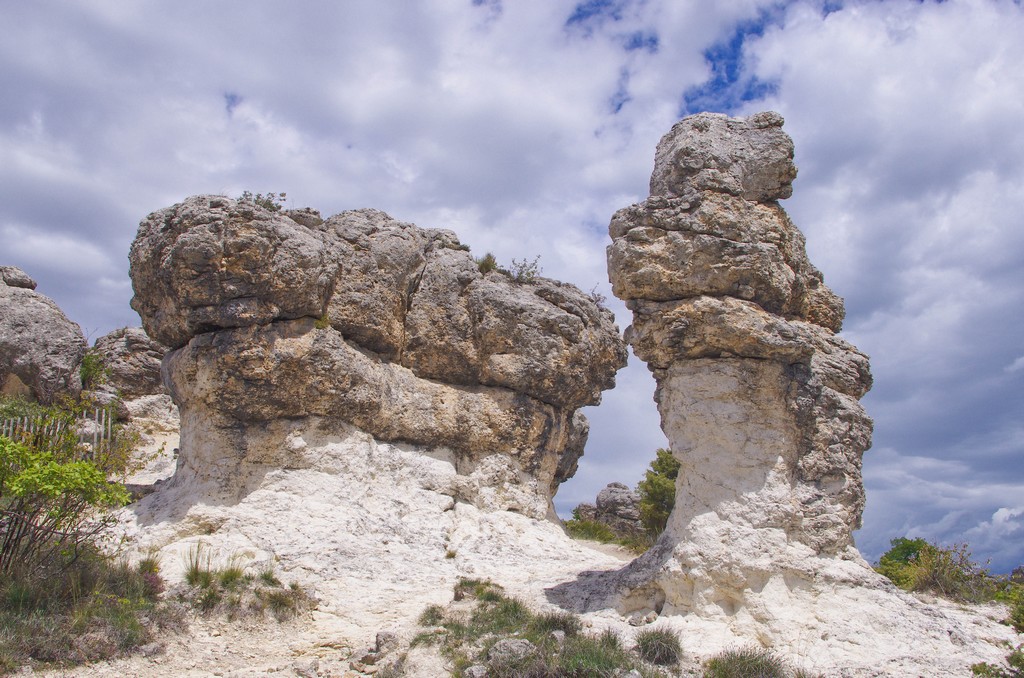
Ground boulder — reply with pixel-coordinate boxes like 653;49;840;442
128;197;626;516
573;482;645;539
0;266;86;402
91;327;169;399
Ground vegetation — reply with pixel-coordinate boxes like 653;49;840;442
0;395;135;577
637;448;680;538
178;544;314;621
508;256;542;284
78;349;109;390
874;537;1023;605
0;552;183;672
237;190;287;211
562;511;652;554
413;578;677;676
634;627;682;665
702;646;814;678
475;252;499;275
473;252;543;284
588;285;608;309
972;644;1024;677
876;536;1024;674
0;393;170;670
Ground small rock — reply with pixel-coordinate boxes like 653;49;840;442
375;631;399;653
138;641;165;657
627;610;657;626
551;630;566;645
464;666;488;678
488;638;536;664
293;657;320;677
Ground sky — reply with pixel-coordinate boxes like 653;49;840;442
1;0;1021;571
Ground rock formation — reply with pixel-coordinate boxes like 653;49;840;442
0;266;86;402
91;327;169;400
573;482;645;539
128;197;626;517
553;112;1019;672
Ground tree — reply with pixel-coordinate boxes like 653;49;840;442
636;448;680;537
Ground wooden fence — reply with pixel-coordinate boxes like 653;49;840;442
0;407;115;460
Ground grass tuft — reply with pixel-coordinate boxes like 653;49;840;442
703;646;792;678
635;627;682;665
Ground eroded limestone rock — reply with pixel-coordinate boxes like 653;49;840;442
129;197;626;516
573;482;645;539
92;327;169;400
606;111;876;616
0;266;86;402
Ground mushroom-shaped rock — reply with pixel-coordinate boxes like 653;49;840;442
129;197;627;516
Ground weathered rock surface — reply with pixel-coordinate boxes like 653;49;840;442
567;111;1015;674
129;197;626;516
574;482;645;538
92;327;169;399
0;266;86;402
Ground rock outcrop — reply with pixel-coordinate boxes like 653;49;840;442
573;482;645;539
92;327;169;400
609;112;872;575
0;266;86;402
128;198;626;517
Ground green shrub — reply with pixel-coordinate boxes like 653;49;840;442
412;579;674;676
258;565;281;587
703;646;792;678
418;604;445;627
876;537;929;588
1009;598;1024;634
79;350;109;390
634;627;682;665
564;512;653;554
972;644;1024;677
0;435;129;575
637;448;680;537
184;543;215;588
476;252;499;275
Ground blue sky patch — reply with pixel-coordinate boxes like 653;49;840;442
566;0;626;27
681;10;782;116
224;92;243;116
610;68;631;113
622;30;658;53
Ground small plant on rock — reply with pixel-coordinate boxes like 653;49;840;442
238;190;286;211
79;349;109;389
508;255;541;283
475;252;499;275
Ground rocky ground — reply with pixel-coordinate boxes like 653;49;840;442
31;418;1021;677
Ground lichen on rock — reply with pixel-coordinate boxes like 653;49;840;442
128;197;626;517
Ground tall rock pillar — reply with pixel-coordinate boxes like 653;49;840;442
607;111;876;620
